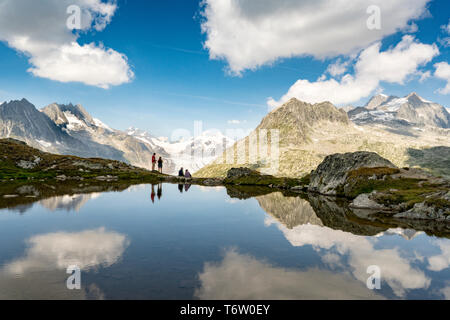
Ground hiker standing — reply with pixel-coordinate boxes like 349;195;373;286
158;157;163;174
152;153;157;171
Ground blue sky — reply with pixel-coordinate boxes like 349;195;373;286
0;0;449;138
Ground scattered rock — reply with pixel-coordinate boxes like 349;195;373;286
56;175;67;181
394;201;450;221
350;193;385;210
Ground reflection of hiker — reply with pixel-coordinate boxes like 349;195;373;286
184;169;192;179
151;184;156;203
178;168;184;177
152;153;157;171
178;184;184;193
158;157;163;174
184;184;191;192
157;183;162;200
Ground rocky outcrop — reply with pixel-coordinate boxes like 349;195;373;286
226;167;257;179
224;168;302;189
308;151;397;195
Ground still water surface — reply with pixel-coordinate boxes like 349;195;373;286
0;183;449;299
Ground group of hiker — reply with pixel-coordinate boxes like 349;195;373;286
178;167;192;179
152;153;164;173
151;153;193;179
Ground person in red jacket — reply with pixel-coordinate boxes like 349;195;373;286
152;153;157;171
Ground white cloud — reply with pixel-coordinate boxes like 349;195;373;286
268;36;439;107
0;0;133;88
326;59;351;77
440;285;450;300
273;222;430;297
441;20;450;34
434;62;450;94
419;70;431;82
195;248;383;300
201;0;431;74
4;228;129;275
427;240;450;272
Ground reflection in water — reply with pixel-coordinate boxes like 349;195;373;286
427;240;450;272
256;193;323;228
157;183;162;200
268;221;431;297
195;248;383;300
1;184;449;299
0;228;129;299
150;183;164;202
151;184;156;203
5;227;129;274
378;228;423;240
39;193;102;212
178;184;192;193
255;192;445;298
0;182;135;214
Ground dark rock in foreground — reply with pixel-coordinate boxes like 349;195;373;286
308;151;397;195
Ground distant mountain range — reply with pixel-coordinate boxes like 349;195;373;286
126;127;235;173
1;93;449;178
0;99;234;174
348;93;450;128
196;93;450;178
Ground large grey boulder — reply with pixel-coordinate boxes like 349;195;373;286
308;151;397;195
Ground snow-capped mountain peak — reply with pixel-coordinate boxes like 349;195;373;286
349;92;450;128
126;127;235;173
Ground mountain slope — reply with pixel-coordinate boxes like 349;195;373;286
0;99;174;172
195;98;352;178
0;99;74;148
196;97;450;179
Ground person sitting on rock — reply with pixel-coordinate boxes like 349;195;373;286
184;169;192;179
178;168;184;177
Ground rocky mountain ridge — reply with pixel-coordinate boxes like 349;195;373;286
349;92;450;128
0;99;176;172
196;95;450;179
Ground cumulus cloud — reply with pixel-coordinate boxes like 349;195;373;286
326;59;351;77
273;222;430;297
5;228;129;275
434;62;450;94
195;248;383;300
201;0;431;74
268;36;439;107
0;0;133;88
427;240;450;272
0;228;126;299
